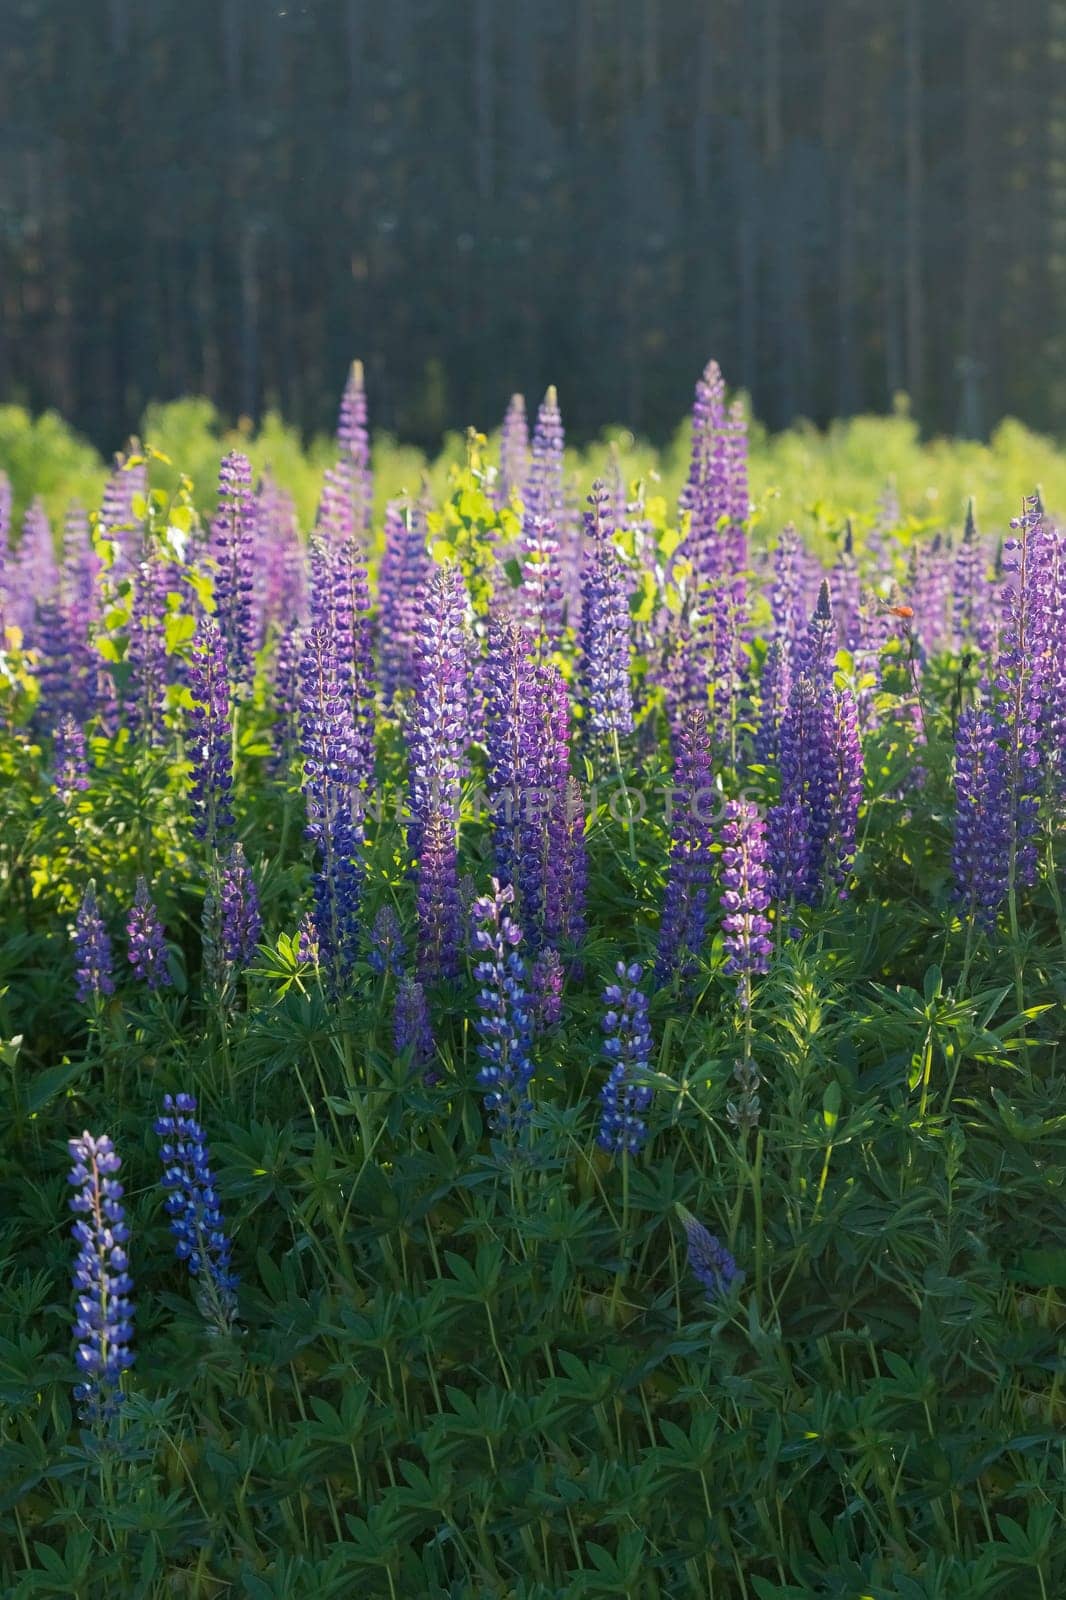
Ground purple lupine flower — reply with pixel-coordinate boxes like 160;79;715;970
520;509;566;650
254;473;303;642
154;1094;238;1331
997;496;1054;891
68;1132;135;1422
268;618;303;776
524;386;565;529
298;626;363;989
768;525;809;660
953;701;1012;926
219;843;262;970
678;360;726;530
825;686;863;895
471;880;534;1133
719;800;773;1005
908;534;953;657
579;482;633;740
336;358;373;536
768;675;834;906
530;946;564;1032
484;618;539;895
368;904;406;976
126;546;174;744
61;503;100;614
533;664;579;948
394;974;436;1077
11;499;58;640
54;714;90;803
72;883;114;1004
829;521;862;651
656;707;714;982
678;1205;741;1302
296;912;319;966
597;961;653;1157
496;393;530;509
379;498;433;699
754;639;791;765
561;776;588;949
187;618;234;848
209;451;258;694
794;580;836;689
309;506;375;790
410;565;469;977
99;448;147;579
126;877;171;989
953;501;991;647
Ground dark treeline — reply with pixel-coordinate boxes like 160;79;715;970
1;0;1063;452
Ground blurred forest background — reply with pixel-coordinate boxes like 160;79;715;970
1;0;1063;451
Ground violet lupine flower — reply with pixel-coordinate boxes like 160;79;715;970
368;904;406;976
524;386;565;528
754;639;791;765
219;844;262;970
530;946;564;1032
336;358;373;536
597;961;653;1158
677;1205;741;1302
471;880;535;1134
154;1094;238;1331
11;499;58;640
829;521;862;651
579;482;633;740
394;974;436;1077
767;676;835;907
997;496;1055;890
656;707;714;983
719;800;773;1006
298;627;363;988
54;714;90;803
953;701;1012;926
953;501;990;647
496;393;530;509
187;618;234;849
484;618;539;894
410;565;469;978
309;508;375;791
520;509;566;650
254;474;303;642
825;686;863;896
562;777;588;949
531;664;580;948
68;1132;135;1422
72;884;114;1004
99;448;147;579
296;912;319;966
126;549;173;744
269;618;303;777
379;498;433;699
768;525;809;660
908;534;953;657
209;451;258;695
794;580;836;689
126;877;171;989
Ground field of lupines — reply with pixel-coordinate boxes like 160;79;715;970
1;362;1065;1599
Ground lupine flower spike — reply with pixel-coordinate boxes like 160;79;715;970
155;1094;238;1332
471;880;534;1134
72;883;115;1005
598;961;653;1157
68;1132;135;1423
677;1205;742;1303
126;876;172;989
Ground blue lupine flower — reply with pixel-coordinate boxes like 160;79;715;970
678;1205;741;1301
369;904;406;976
597;961;653;1157
68;1132;135;1422
472;880;534;1133
72;883;114;1005
394;973;436;1079
219;843;262;970
126;876;171;990
154;1093;238;1331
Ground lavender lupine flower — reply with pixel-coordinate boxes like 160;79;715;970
829;521;862;651
656;708;714;982
768;525;809;660
254;474;303;642
99;447;147;579
126;549;173;743
410;566;469;977
825;686;863;896
54;714;90;803
298;626;363;987
677;1205;741;1302
336;358;373;535
953;501;991;647
209;451;257;694
269;618;303;776
296;912;319;966
496;393;530;508
579;483;633;740
524;386;565;529
953;701;1012;926
187;618;234;848
719;800;773;1006
794;580;836;689
219;844;262;970
309;503;375;791
561;776;588;949
394;974;436;1077
767;676;835;907
378;498;433;699
154;1094;238;1331
598;961;653;1157
520;508;566;650
472;881;534;1133
72;883;115;1004
754;639;791;765
11;499;58;639
368;904;406;975
68;1132;135;1421
126;877;171;989
532;664;580;948
530;946;564;1032
484;618;539;894
997;496;1055;890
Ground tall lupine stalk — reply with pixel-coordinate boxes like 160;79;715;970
155;1094;238;1332
99;447;148;581
219;843;263;972
254;473;303;646
754;639;791;765
656;707;714;982
525;386;565;530
496;393;530;509
908;534;953;657
579;482;633;742
12;499;58;640
311;474;376;789
828;521;862;651
126;877;171;990
126;543;173;744
719;799;773;1013
953;699;1011;931
379;498;433;699
519;508;565;651
953;501;993;648
54;714;90;804
410;565;468;980
186;618;235;854
996;496;1054;902
67;1133;135;1424
526;662;583;950
72;883;115;1005
336;358;373;537
209;451;258;696
298;625;363;991
484;618;539;896
598;962;653;1158
471;880;535;1134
